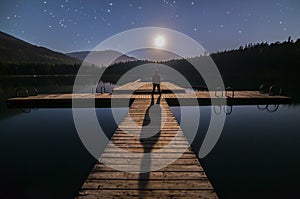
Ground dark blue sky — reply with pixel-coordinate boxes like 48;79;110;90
1;0;299;54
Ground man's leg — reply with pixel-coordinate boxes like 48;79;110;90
157;84;161;95
152;83;155;95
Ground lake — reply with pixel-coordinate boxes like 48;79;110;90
172;105;300;198
1;102;300;198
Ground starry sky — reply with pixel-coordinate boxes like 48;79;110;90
1;0;300;54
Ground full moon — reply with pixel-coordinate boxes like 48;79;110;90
154;36;166;48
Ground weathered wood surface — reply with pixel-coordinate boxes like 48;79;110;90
76;97;218;199
7;82;291;108
113;81;186;94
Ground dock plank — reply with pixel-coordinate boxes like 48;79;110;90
77;190;217;199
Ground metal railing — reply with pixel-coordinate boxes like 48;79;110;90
259;83;282;96
16;87;39;97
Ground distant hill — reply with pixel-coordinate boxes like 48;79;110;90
128;48;182;61
0;31;81;64
67;50;137;66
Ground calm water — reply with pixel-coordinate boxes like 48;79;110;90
171;104;300;198
1;102;300;198
0;106;127;199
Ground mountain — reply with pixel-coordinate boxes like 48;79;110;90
0;31;81;64
129;48;182;61
66;48;181;67
67;50;137;66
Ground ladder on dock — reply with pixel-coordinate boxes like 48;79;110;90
76;97;218;198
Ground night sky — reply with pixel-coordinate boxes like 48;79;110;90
1;0;300;54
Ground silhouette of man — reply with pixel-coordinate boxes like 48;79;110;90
152;70;161;95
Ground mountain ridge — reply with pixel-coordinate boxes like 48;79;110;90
0;31;81;65
66;50;137;66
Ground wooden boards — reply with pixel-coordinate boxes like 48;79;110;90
75;97;218;198
113;82;186;94
6;90;291;108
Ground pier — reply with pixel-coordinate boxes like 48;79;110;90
5;81;292;198
6;82;291;108
76;96;218;198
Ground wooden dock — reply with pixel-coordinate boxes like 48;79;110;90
6;82;291;108
76;97;218;198
5;81;291;198
113;81;186;94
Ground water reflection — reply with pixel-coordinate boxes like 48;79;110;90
171;104;300;198
213;105;233;115
257;104;280;112
0;106;127;198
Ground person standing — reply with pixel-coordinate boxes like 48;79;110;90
152;70;161;95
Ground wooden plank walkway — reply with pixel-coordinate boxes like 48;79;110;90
113;82;186;94
6;91;292;108
6;82;291;108
76;97;218;198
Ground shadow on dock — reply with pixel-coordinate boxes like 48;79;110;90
138;95;161;198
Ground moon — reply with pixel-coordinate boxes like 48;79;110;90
154;36;166;48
